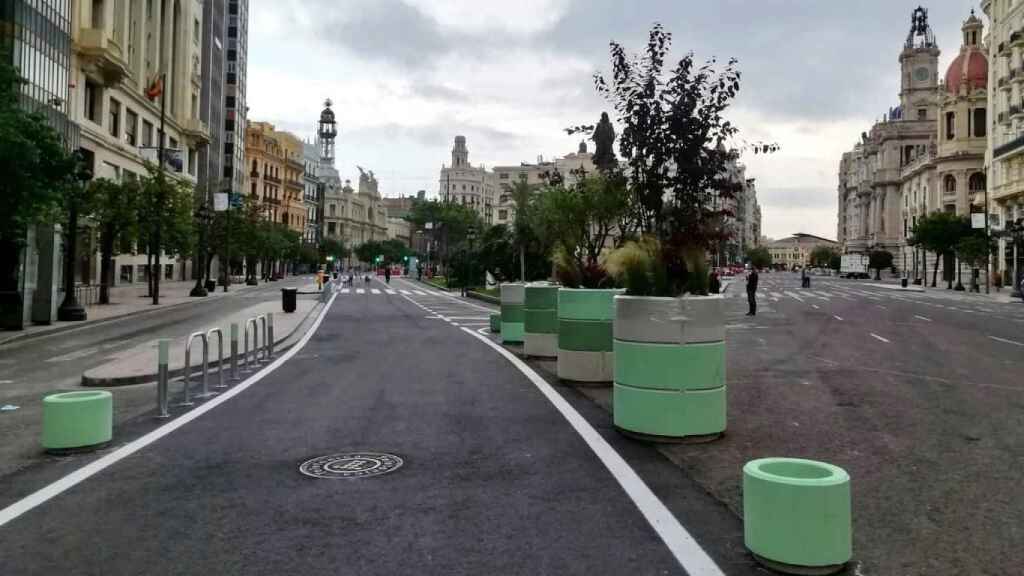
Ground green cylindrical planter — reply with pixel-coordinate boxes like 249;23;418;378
612;294;726;441
42;391;113;453
743;458;852;574
490;312;501;333
500;283;525;344
524;284;559;358
557;288;623;383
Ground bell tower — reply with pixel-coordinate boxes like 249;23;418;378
452;135;468;168
899;6;940;120
317;99;338;166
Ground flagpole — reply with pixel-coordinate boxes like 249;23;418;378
153;72;166;306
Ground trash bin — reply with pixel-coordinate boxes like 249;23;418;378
281;287;297;313
901;278;908;288
205;279;216;293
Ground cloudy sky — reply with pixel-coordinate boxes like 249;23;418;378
247;0;981;240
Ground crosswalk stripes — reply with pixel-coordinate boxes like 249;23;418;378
356;288;365;294
386;289;397;295
371;289;381;295
340;288;350;294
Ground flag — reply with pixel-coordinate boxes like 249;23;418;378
145;74;163;101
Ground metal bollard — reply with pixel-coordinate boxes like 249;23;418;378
242;317;257;371
230;322;240;381
157;339;171;418
208;327;226;389
181;331;208;405
267;313;275;360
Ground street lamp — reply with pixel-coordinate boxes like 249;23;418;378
190;200;210;297
1009;217;1024;299
462;227;477;297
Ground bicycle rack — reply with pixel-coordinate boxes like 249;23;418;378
242;317;259;372
180;331;209;406
208;327;226;389
230;322;240;381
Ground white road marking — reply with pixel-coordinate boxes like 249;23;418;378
340;288;351;294
400;290;411;295
386;290;396;295
914;315;932;322
785;291;805;303
0;292;339;529
412;290;426;295
462;327;726;576
356;288;366;294
870;333;891;343
833;315;843;321
989;336;1024;347
875;305;887;310
812;304;820;310
770;292;783;299
371;289;381;294
0;380;12;384
476;327;490;335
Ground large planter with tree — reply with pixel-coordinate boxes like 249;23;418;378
613;294;726;440
500;283;526;343
556;288;624;383
578;23;775;441
524;283;559;357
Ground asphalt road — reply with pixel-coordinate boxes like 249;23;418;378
0;276;757;576
673;272;1024;576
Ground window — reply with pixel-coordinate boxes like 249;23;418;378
499;209;508;220
188;148;197;176
108;99;121;138
165;264;174;280
944;174;957;194
142;120;153;147
120;265;133;283
918;108;927;120
969;172;985;192
124;109;138;145
945;112;955;140
327;222;336;236
91;0;104;28
193;18;200;44
499;173;509;180
329;204;336;217
973;108;986;137
85;79;101;123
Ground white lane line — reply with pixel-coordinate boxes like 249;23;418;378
0;293;339;529
870;333;891;343
812;304;820;310
412;290;426;295
784;291;805;303
476;327;490;335
875;305;887;310
461;327;725;576
914;315;932;322
400;290;411;295
371;289;381;295
356;288;366;295
989;335;1024;347
833;315;843;321
386;289;397;295
770;292;783;299
445;316;491;321
340;288;351;294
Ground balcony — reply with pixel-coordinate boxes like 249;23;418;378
1013;30;1024;47
76;28;129;85
1011;104;1024;119
994;133;1024;160
999;41;1008;55
263;197;281;206
285;178;303;190
182;118;210;144
999;76;1012;91
264;174;281;184
999;111;1011;125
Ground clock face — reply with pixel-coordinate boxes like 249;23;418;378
914;67;930;82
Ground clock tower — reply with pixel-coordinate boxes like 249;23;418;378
899;6;940;120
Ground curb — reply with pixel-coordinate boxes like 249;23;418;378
80;300;325;388
467;291;500;305
864;283;924;292
0;279;299;348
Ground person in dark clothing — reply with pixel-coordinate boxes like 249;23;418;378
384;267;391;284
708;271;721;294
746;268;759;316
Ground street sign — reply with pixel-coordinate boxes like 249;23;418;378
214;192;229;212
972;213;985;229
229;192;243;208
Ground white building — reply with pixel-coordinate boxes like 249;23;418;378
440;135;498;225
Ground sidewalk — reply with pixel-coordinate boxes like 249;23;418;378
846;276;1021;304
0;277;308;347
81;295;322;386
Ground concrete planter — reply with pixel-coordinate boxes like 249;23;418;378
743;458;852;574
42;390;113;453
612;294;726;441
489;312;501;333
524;284;559;358
557;288;624;383
500;283;526;343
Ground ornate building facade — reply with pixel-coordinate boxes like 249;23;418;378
439;135;498;225
839;8;988;282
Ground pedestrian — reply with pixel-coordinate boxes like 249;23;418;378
746;267;759;316
384;266;391;284
709;270;721;294
316;270;324;292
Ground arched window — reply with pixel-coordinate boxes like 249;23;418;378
973;108;986;137
969;172;985;192
944;174;957;193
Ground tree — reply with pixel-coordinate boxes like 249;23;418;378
810;245;839;269
588;23;776;296
956;233;994;291
910;212;969;288
88;178;141;303
0;50;79;326
319;237;348;265
407;199;482;275
867;249;894;280
745;246;771;270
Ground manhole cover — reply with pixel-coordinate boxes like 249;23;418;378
299;452;404;479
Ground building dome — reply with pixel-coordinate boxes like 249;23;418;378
945;50;987;95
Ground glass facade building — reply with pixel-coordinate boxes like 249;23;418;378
0;0;78;148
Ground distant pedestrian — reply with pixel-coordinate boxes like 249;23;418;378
708;270;721;294
746;267;759;316
384;266;391;284
316;270;324;292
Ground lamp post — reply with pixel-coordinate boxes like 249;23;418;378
57;156;93;321
1010;217;1024;299
190;200;209;297
463;227;477;297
